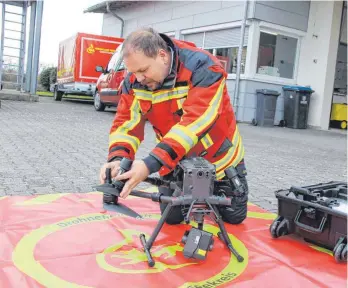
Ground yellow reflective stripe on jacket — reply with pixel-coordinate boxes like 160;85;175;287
133;86;189;104
109;134;140;152
116;99;141;134
133;89;152;101
187;78;225;134
214;127;245;179
133;79;224;156
216;140;244;180
152;86;189;104
201;133;213;150
177;97;186;110
109;98;141;152
161;80;224;153
165;125;198;153
213;127;239;173
152;86;188;97
155;133;162;144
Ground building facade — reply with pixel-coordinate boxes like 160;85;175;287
85;0;347;130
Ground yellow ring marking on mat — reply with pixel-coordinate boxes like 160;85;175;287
15;193;70;206
13;212;249;288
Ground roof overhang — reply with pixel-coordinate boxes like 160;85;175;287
83;1;139;13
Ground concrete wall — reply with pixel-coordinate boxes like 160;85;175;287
102;13;122;37
297;0;344;130
102;1;254;38
253;1;310;31
102;1;311;37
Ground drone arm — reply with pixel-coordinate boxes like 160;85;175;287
143;177;171;187
129;188;232;206
207;196;232;206
129;189;177;204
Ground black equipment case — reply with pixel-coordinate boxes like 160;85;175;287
270;181;347;263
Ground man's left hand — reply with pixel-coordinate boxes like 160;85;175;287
114;160;150;199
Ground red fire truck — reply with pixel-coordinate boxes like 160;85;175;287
53;33;123;101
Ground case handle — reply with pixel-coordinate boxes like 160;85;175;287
294;208;327;234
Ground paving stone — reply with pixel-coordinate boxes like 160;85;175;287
0;97;346;212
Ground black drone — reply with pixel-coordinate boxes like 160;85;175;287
94;156;245;267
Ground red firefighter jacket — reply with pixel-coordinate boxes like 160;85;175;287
107;34;245;180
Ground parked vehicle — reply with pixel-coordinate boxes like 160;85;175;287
94;43;126;111
53;32;123;101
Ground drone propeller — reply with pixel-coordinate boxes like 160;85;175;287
103;201;143;219
93;183;143;219
93;184;119;195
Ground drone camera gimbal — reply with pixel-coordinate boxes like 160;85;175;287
95;157;244;267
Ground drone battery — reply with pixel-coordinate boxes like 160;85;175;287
182;227;214;260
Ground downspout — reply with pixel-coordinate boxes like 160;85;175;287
106;1;124;37
233;0;249;121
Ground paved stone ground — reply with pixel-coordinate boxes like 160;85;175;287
0;97;347;212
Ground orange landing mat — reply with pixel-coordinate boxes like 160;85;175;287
0;190;346;288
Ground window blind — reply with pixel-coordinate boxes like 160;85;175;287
183;32;204;48
204;27;249;48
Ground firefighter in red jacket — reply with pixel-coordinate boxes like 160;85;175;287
99;27;248;225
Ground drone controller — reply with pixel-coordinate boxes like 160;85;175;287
95;157;244;267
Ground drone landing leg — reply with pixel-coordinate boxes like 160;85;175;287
213;205;244;262
140;202;174;267
196;213;204;230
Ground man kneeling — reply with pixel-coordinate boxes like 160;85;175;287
99;27;249;225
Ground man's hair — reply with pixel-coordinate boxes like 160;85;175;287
121;27;169;59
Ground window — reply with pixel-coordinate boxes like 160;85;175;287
204;47;247;74
107;51;119;72
114;50;125;72
116;60;125;72
107;44;123;72
183;27;249;74
256;31;298;79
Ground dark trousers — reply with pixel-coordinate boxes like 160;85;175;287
159;168;249;225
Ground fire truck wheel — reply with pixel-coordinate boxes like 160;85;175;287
94;91;105;111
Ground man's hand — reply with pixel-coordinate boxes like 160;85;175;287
99;161;121;184
114;160;150;199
